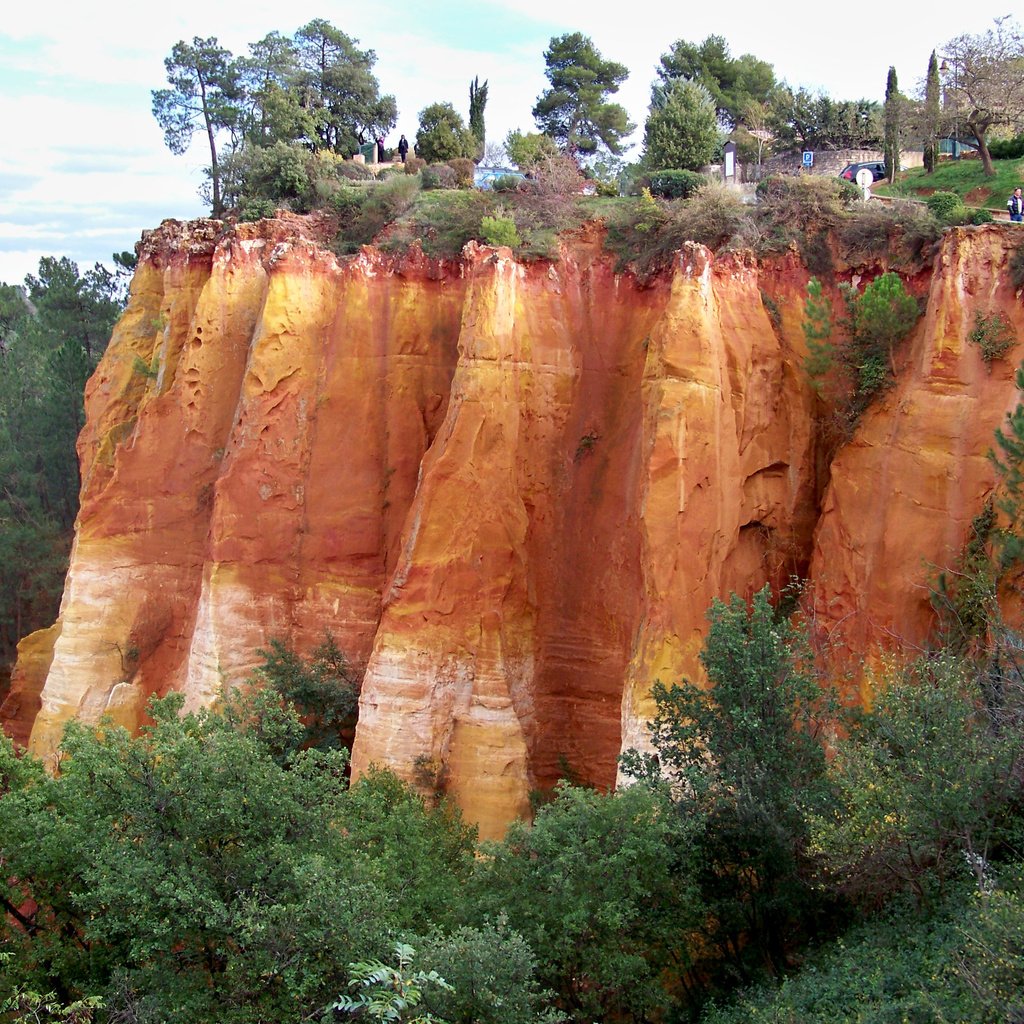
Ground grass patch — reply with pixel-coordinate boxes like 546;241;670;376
382;190;494;258
880;156;1024;212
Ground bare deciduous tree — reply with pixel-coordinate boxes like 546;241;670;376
940;16;1024;176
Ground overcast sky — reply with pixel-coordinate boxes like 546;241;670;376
0;0;1015;286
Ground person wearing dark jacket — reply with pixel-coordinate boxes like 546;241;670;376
398;135;409;163
1009;187;1024;222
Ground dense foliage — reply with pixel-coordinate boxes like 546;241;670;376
415;103;478;164
4;568;1022;1022
7;22;1024;1013
801;270;922;437
153;21;397;214
0;257;126;682
655;35;777;132
642;80;720;172
532;33;634;157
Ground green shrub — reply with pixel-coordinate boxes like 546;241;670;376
603;182;752;278
492;174;524;192
237;197;278;223
647;169;707;199
838;200;942;267
221;141;315;214
701;887;988;1024
333;174;421;253
812;652;1023;907
754;175;860;252
421;164;458;190
415;922;559;1024
480;212;521;248
970;207;994;224
926;190;965;222
328;184;367;219
674;182;750;248
989;134;1024;159
969;310;1017;366
447;157;476;188
836;178;862;204
844;271;920;414
337;160;376;181
1011;244;1024;291
380;189;491;258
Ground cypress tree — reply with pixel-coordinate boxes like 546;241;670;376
883;66;901;182
469;76;488;160
924;51;940;174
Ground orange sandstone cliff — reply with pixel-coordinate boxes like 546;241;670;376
2;217;1021;839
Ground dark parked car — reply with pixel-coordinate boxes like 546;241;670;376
839;161;886;183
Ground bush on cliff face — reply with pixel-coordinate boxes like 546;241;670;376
837;199;942;267
802;271;921;438
380;189;493;258
603;182;752;279
755;174;860;252
333;173;422;253
249;634;361;755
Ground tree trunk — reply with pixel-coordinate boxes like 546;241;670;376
198;75;223;217
969;121;996;176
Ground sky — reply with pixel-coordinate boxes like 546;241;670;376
0;0;1016;286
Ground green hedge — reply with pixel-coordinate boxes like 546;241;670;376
647;169;707;199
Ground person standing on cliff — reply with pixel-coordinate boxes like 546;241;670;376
398;134;409;163
376;137;386;163
1009;187;1024;222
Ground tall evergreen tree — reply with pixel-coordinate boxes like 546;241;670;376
643;79;719;171
292;19;397;155
152;37;242;218
468;76;488;161
657;35;776;130
883;66;901;183
0;259;123;678
923;51;941;174
237;31;309;148
532;33;634;158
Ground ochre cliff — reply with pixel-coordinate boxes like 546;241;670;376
2;216;1021;839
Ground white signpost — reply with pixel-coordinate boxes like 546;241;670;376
855;167;874;199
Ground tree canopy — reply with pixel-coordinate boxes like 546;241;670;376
153;21;396;216
291;19;397;154
643;79;720;171
532;32;634;157
939;16;1024;175
657;34;777;131
152;37;241;217
415;102;477;164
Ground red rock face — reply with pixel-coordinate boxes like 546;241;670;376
809;228;1024;692
3;217;1021;839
